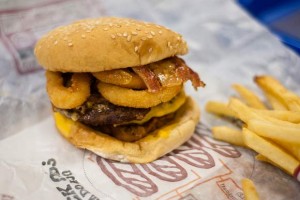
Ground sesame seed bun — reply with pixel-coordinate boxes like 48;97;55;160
54;97;199;163
34;17;188;72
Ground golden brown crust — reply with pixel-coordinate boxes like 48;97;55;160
54;97;199;163
34;17;188;72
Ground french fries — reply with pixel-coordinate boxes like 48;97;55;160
247;119;300;144
232;84;266;109
212;126;245;147
207;99;300;123
205;101;236;118
255;75;300;112
243;128;300;175
228;98;299;127
253;109;300;123
263;92;288;110
241;178;260;200
205;74;300;183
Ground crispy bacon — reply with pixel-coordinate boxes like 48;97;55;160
132;57;205;92
173;57;205;90
132;66;162;92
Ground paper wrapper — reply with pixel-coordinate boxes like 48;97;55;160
0;0;300;199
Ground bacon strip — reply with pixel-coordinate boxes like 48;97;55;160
132;57;205;92
173;57;205;90
132;66;162;92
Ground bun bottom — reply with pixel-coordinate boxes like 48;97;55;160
54;97;200;163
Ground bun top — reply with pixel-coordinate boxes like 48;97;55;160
34;17;188;72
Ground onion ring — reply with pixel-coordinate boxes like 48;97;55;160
46;71;91;109
92;69;146;89
97;82;182;108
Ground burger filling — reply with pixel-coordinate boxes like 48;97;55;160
47;56;205;142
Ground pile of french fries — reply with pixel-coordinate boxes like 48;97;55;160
206;75;300;198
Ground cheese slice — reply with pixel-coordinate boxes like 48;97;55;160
54;112;74;138
127;90;186;125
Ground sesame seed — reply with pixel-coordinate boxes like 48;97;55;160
111;34;116;39
131;31;138;35
141;37;147;41
136;27;141;31
145;31;149;34
147;35;153;39
127;35;131;41
117;33;122;37
123;32;128;37
148;48;152;53
81;34;86;38
150;31;155;36
103;27;109;31
177;36;181;40
158;30;163;34
134;46;139;52
68;42;73;47
54;41;58;45
167;42;171;47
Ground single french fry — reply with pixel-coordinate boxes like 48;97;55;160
228;98;299;128
264;92;288;110
258;142;300;163
255;154;283;169
241;178;260;200
248;119;300;144
228;98;259;123
243;128;300;175
255;76;300;112
232;84;266;109
275;141;300;161
212;126;245;147
253;109;300;123
255;154;268;162
205;101;236;118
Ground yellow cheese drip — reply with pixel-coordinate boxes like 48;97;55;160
54;112;74;138
129;90;186;125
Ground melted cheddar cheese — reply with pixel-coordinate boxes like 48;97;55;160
128;90;186;125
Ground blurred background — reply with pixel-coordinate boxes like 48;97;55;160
237;0;300;54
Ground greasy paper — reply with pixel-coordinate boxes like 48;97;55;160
0;0;300;200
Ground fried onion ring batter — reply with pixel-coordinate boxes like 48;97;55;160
46;71;91;109
97;82;182;108
92;69;146;89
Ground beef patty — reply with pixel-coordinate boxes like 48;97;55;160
54;94;178;142
54;94;150;126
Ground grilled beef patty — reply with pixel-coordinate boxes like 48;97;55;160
54;94;150;126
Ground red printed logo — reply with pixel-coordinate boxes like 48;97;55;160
84;123;242;199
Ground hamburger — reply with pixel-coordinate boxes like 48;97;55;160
34;17;205;163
